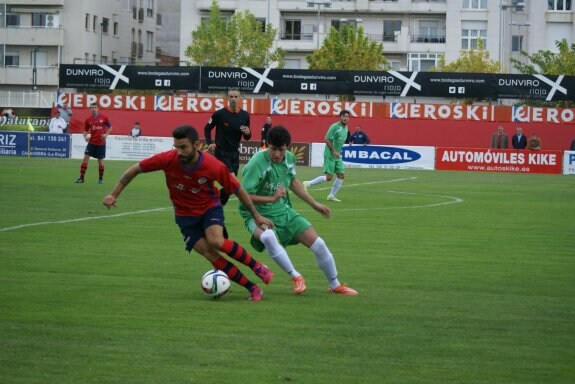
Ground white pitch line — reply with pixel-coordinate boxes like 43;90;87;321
0;177;462;233
0;207;171;233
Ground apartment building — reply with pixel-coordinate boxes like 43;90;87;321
0;0;159;92
180;0;574;72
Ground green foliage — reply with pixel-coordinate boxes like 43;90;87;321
184;0;284;68
433;39;500;73
511;38;575;107
307;25;388;70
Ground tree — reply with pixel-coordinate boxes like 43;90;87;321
184;0;284;68
432;39;499;73
306;25;388;70
511;39;575;107
511;38;575;76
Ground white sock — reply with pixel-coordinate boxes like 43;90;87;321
310;237;340;289
307;175;327;186
329;178;343;197
260;229;300;278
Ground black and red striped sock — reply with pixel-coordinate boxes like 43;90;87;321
80;162;88;178
98;164;104;179
219;239;257;270
211;257;253;291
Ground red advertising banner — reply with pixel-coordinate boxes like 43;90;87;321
436;147;563;174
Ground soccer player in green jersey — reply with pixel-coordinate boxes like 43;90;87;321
239;126;358;296
303;109;351;202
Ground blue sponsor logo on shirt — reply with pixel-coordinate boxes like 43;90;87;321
342;145;421;164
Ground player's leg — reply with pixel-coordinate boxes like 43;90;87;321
203;207;274;284
75;151;90;183
97;145;106;183
177;215;263;301
249;221;305;294
295;226;357;295
304;156;334;189
327;161;345;201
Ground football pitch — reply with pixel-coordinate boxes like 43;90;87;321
1;157;574;384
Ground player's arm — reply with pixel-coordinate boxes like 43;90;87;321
102;163;142;209
241;113;251;140
204;114;216;151
104;121;112;139
234;187;274;228
290;179;330;219
325;136;339;159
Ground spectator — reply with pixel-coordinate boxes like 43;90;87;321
490;125;508;149
570;138;575;151
130;121;142;138
527;133;542;151
48;110;66;134
512;126;527;149
57;102;73;134
349;126;371;145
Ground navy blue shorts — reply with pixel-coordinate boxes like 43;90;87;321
175;206;225;252
85;143;106;159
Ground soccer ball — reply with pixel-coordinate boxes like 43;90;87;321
200;269;231;299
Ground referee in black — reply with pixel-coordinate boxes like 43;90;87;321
204;87;251;206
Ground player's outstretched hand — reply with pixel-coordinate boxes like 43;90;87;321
102;194;117;209
313;203;331;219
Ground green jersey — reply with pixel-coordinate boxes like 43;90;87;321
324;122;349;159
239;149;297;219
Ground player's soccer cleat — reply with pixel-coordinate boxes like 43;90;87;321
329;284;358;296
254;263;274;285
302;181;310;192
248;285;264;302
74;177;84;184
98;179;104;184
327;195;341;202
292;275;307;294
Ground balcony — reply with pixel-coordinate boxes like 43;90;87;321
8;0;64;5
0;26;64;46
0;66;59;87
411;35;446;43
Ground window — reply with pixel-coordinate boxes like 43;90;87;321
512;35;523;52
256;17;266;32
463;0;487;9
93;15;98;31
461;29;487;49
146;31;153;51
548;0;572;10
85;14;90;29
114;22;119;35
408;53;439;71
383;20;401;42
283;20;301;40
6;12;20;26
32;13;46;27
5;51;19;66
388;60;401;70
102;18;109;33
147;0;154;16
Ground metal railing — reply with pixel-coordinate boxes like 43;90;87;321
0;90;55;108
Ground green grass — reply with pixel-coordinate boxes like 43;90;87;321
1;157;574;384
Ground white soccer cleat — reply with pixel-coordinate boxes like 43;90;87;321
327;195;341;202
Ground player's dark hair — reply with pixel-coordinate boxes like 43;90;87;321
339;109;351;117
267;126;291;147
172;125;199;142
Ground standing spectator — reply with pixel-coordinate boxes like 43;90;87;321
75;103;112;184
204;87;251;206
512;126;527;149
527;133;542;151
48;110;66;134
303;110;351;202
240;126;358;295
570;138;575;151
102;125;274;301
58;101;73;134
261;116;272;149
130;121;142;138
490;125;508;149
349;125;371;145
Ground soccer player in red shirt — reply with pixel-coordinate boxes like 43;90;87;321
75;103;112;184
102;125;275;301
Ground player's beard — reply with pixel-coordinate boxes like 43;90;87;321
179;153;194;165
